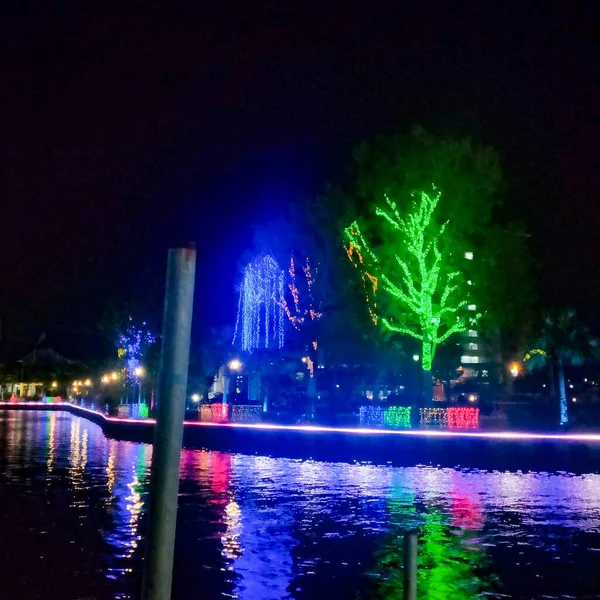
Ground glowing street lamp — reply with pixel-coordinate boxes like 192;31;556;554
510;363;520;378
191;393;200;402
84;379;92;387
412;354;420;362
101;375;110;384
110;372;118;381
51;381;58;389
223;359;242;406
134;366;145;377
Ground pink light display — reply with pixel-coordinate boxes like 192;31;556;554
211;403;229;423
447;406;479;429
200;403;230;423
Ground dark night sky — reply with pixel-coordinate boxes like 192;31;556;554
2;2;599;349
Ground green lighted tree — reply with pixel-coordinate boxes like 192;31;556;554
345;186;473;403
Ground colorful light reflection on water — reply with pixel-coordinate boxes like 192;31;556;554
0;410;599;599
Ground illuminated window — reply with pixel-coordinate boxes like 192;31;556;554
469;343;478;351
468;304;476;311
461;355;479;364
468;330;477;337
464;252;473;260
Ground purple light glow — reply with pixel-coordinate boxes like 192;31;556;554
2;402;600;443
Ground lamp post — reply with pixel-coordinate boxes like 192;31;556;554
134;366;145;403
223;359;242;405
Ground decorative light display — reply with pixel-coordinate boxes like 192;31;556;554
279;256;323;330
231;405;262;423
200;404;213;422
384;406;412;429
359;405;386;427
420;407;449;427
199;403;230;423
447;407;479;429
233;255;285;352
211;403;229;423
345;224;379;325
523;348;547;363
344;187;474;372
129;403;150;419
117;405;131;419
117;318;156;380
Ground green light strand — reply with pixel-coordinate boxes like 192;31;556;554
345;186;471;373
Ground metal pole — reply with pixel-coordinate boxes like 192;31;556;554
142;245;196;600
222;369;228;405
403;530;418;600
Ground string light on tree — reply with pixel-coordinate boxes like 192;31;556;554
233;255;285;352
279;256;323;330
117;318;156;381
344;186;475;403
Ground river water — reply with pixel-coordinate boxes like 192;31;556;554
0;410;599;599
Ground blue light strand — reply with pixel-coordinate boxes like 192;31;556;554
233;255;285;352
117;319;156;380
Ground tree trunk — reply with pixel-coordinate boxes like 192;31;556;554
557;359;568;426
307;375;316;419
422;369;433;407
421;335;434;407
548;363;556;399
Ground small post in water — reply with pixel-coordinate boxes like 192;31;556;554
403;530;418;600
142;245;196;600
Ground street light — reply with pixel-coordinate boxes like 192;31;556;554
110;372;118;381
510;363;520;378
101;375;110;384
191;394;200;402
134;366;145;403
223;359;242;405
412;354;420;362
51;381;58;389
84;379;92;387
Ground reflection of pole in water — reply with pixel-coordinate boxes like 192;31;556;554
374;469;494;600
105;442;149;562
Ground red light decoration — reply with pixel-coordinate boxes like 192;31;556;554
448;406;479;429
211;403;229;423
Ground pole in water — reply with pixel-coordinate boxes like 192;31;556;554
403;530;418;600
142;245;196;600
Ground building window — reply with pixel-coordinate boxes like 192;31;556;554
464;252;473;260
468;304;476;311
469;343;478;351
468;330;477;337
461;355;479;364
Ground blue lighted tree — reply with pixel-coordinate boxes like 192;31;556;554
233;255;285;352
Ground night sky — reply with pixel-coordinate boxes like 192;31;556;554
2;2;599;350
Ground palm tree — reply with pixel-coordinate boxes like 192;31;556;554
525;309;598;426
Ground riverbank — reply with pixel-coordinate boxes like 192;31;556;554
2;401;600;471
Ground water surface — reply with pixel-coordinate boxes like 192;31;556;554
0;410;599;599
